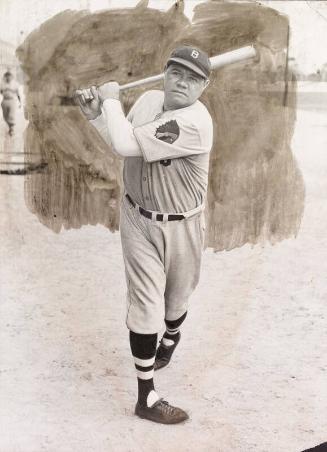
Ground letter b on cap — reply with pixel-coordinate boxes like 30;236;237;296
191;49;199;59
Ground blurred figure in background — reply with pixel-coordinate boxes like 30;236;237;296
0;70;21;136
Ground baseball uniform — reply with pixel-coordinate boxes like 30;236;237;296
0;77;20;132
91;89;213;333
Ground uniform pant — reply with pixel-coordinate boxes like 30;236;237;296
120;194;205;334
1;99;17;127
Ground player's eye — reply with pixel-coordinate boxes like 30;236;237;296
188;76;199;84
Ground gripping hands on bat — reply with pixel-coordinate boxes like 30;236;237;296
74;82;120;119
74;85;101;120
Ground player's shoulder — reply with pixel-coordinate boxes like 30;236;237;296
177;100;212;132
128;90;164;122
131;89;163;111
135;89;164;104
177;101;213;149
189;100;212;121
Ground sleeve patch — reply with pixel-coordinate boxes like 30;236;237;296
155;120;180;144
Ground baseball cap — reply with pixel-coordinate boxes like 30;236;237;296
166;45;211;79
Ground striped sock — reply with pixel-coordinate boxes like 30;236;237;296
162;326;180;346
129;331;159;407
162;312;187;347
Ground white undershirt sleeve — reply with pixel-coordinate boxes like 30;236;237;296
101;99;142;157
89;99;142;158
89;114;112;146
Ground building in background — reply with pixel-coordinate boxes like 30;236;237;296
321;63;327;82
0;39;17;72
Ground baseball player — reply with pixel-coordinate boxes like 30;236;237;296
0;70;21;136
75;45;213;424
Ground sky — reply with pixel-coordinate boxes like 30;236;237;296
0;0;326;73
262;1;327;73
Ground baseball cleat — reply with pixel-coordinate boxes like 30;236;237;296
135;398;189;424
154;332;181;371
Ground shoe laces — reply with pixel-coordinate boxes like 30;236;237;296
157;399;177;416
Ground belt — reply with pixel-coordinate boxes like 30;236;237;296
126;194;185;221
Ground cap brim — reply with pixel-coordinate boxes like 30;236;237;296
167;57;208;79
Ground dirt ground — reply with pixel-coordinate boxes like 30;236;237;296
1;84;326;452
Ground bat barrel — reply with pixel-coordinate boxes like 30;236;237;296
210;46;256;69
209;45;256;70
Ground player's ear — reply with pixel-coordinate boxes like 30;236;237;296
204;78;210;89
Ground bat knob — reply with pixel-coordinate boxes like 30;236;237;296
73;88;94;104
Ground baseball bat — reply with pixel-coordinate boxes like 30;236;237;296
80;45;256;101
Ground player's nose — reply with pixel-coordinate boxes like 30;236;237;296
176;78;188;89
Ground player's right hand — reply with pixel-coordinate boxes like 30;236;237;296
74;86;101;120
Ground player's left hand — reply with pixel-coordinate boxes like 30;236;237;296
97;81;120;102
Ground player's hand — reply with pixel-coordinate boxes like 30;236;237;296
74;86;101;120
97;81;120;103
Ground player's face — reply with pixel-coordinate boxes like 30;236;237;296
163;63;209;110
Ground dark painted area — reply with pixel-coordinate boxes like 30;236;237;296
17;1;304;250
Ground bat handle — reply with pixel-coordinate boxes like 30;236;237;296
82;73;164;102
209;45;256;70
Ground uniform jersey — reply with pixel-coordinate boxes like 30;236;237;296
1;79;20;128
125;90;213;213
0;80;20;100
